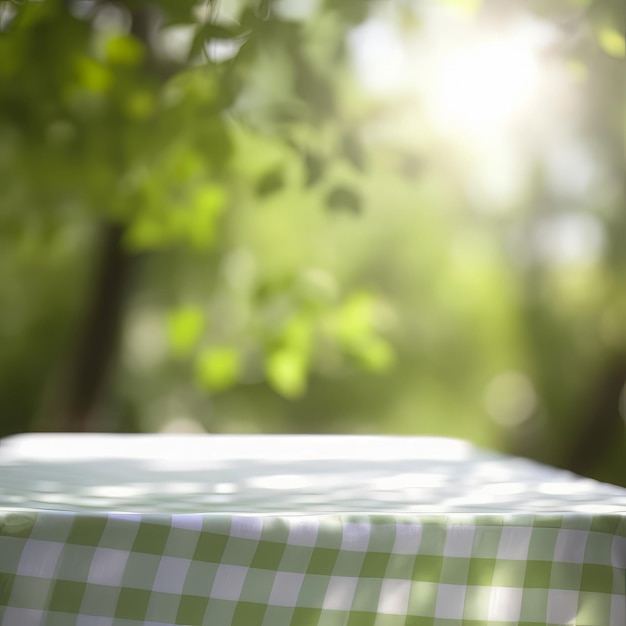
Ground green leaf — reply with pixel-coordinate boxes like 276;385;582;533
326;185;362;215
282;315;313;352
105;35;144;67
598;28;625;59
304;151;325;187
74;56;112;93
186;184;227;249
293;50;336;119
124;218;166;251
350;336;395;372
332;292;395;372
335;291;375;343
123;90;156;120
266;348;307;398
196;347;241;392
256;168;285;196
342;132;365;171
298;268;339;306
167;306;204;357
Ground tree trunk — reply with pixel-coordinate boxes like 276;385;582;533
62;223;135;431
59;7;157;431
563;355;626;476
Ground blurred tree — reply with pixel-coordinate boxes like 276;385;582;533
0;0;388;432
0;0;624;488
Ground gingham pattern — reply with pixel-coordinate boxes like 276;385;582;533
2;435;626;625
1;511;625;625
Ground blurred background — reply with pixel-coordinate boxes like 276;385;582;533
0;0;624;484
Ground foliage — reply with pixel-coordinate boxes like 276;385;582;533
0;0;624;485
0;0;390;421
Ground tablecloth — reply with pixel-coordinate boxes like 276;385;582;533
0;434;624;625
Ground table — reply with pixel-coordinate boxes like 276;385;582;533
0;434;625;625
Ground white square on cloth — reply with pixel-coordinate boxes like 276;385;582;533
435;584;466;620
547;589;579;624
443;526;475;558
323;576;359;611
392;524;422;555
340;522;371;552
554;529;589;563
230;516;263;541
287;518;320;547
377;579;411;615
2;609;44;626
153;556;191;594
497;527;532;560
612;536;626;568
210;564;249;601
171;514;203;531
269;572;305;607
611;593;626;625
87;548;129;586
487;586;523;621
17;540;63;578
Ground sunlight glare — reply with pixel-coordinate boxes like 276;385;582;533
428;35;541;139
350;13;560;149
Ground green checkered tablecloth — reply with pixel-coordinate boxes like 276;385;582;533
0;435;625;626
